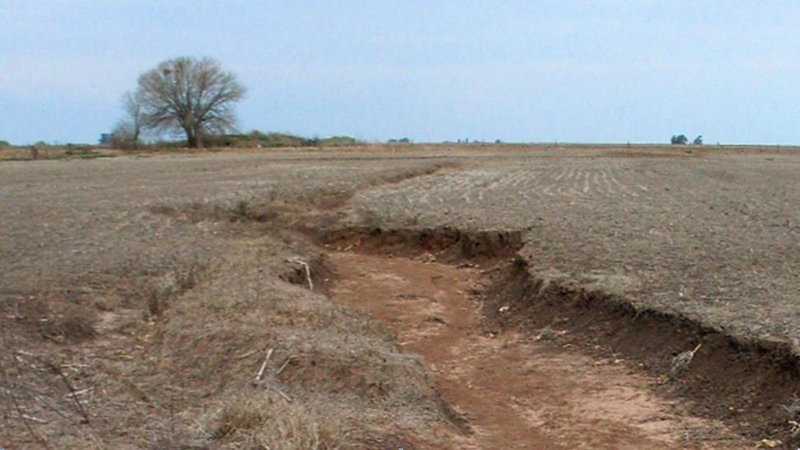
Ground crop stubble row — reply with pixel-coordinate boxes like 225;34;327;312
354;151;800;351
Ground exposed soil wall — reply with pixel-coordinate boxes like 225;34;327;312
315;224;800;446
482;263;800;446
316;226;523;262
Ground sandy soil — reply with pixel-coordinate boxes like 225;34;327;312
329;251;749;449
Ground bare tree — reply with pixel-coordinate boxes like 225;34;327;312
111;91;145;150
135;57;246;148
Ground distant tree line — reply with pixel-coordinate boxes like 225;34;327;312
671;134;703;145
206;131;362;148
107;129;362;150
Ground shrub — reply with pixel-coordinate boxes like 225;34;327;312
670;135;688;145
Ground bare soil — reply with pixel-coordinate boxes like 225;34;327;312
328;251;748;449
353;147;800;355
2;144;800;449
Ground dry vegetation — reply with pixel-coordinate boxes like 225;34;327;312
0;145;119;162
0;149;458;448
2;144;800;448
354;147;800;352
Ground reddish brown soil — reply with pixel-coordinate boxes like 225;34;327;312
328;251;750;449
3;146;799;448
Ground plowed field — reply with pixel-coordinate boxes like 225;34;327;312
2;144;799;448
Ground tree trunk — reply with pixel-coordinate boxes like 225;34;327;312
186;130;198;148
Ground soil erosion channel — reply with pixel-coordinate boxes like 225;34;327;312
329;251;747;449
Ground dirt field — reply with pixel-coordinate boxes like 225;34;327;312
354;146;800;351
1;145;799;448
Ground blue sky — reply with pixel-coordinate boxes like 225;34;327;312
2;1;800;145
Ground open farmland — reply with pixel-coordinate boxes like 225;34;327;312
354;147;800;349
1;145;799;449
0;150;458;449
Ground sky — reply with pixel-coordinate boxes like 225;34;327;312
3;1;800;145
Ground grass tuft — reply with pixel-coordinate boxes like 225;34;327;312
210;392;345;450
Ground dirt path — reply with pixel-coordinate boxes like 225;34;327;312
328;252;751;450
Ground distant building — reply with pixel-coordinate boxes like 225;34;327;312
99;133;113;146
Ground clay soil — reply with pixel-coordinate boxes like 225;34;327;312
1;144;799;448
328;250;747;449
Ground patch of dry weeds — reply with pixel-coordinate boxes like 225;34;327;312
209;392;346;449
149;239;446;447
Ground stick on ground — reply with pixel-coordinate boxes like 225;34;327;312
287;257;313;291
254;348;274;384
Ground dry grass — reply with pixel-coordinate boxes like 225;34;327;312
782;396;800;437
3;295;97;344
0;232;445;448
149;238;444;447
209;392;346;449
0;146;118;161
0;327;98;448
6;144;799;447
0;151;458;448
144;258;205;317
